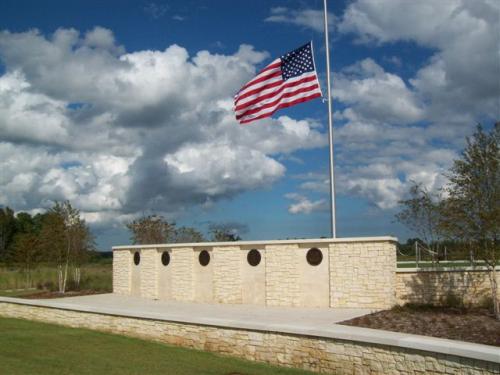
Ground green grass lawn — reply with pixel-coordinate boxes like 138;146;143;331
0;317;315;375
0;288;39;298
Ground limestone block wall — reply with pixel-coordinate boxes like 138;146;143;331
330;241;396;309
112;250;130;295
265;244;300;307
298;245;329;307
139;249;158;300
112;237;397;309
213;246;242;304
170;247;194;302
396;268;500;306
1;302;498;375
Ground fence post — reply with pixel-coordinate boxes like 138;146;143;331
415;242;419;269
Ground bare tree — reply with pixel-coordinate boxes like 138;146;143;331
172;226;205;243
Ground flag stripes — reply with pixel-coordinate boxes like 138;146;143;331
235;73;319;112
236;82;321;120
234;42;322;124
239;93;321;124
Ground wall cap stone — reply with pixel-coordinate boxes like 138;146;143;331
112;236;398;251
1;295;498;364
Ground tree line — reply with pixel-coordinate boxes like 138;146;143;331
126;216;241;244
396;124;499;319
0;202;242;293
0;201;94;293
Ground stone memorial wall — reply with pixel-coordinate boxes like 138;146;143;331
112;237;398;309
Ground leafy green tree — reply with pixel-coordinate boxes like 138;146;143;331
39;211;66;290
440;124;499;319
13;232;41;288
15;212;34;232
396;183;444;260
209;223;242;242
10;211;46;287
0;207;16;260
40;201;93;293
126;215;176;244
71;219;94;288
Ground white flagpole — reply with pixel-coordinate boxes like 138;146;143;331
323;0;337;238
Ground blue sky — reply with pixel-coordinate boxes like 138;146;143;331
0;0;498;249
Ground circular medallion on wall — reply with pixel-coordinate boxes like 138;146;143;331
199;250;210;266
161;251;170;266
247;249;261;266
133;251;140;266
306;248;322;266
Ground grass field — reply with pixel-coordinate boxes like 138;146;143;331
0;262;112;293
0;317;314;375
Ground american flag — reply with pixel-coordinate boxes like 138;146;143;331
234;42;322;124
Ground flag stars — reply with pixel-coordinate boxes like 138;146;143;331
280;43;315;81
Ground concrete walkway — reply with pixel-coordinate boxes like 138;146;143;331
4;293;372;329
1;294;499;364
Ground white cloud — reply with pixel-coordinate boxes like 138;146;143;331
0;27;327;226
338;0;498;46
264;7;335;33
343;177;405;210
2;0;497;235
339;0;499;126
294;154;451;210
0;142;133;213
331;113;458;209
334;59;424;125
164;142;285;196
83;26;124;55
0;71;69;144
285;193;327;214
319;0;499;209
